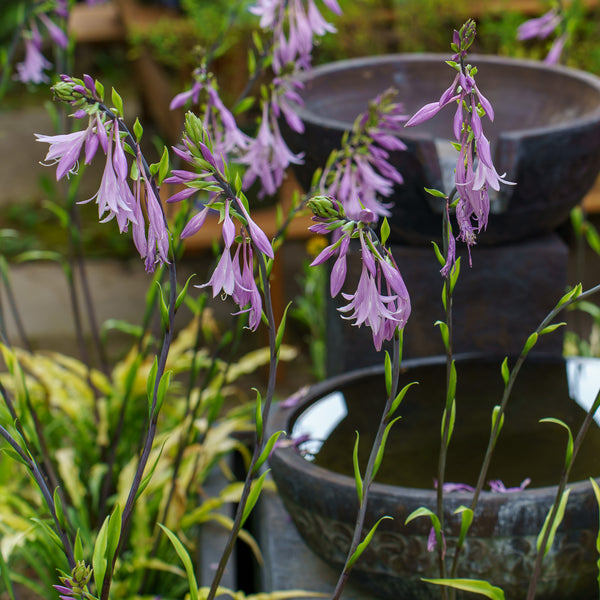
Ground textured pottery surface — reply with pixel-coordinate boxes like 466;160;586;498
269;358;600;599
282;54;600;245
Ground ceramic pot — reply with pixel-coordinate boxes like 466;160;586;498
269;356;600;599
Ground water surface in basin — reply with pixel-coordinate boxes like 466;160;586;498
291;358;600;489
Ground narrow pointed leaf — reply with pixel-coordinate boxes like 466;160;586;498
500;357;509;386
253;430;286;474
536;488;571;557
373;416;402;479
387;382;418;420
384;351;392;397
422;578;505;600
158;524;199;600
346;516;393;570
241;469;270;527
352;431;362;504
539;417;573;468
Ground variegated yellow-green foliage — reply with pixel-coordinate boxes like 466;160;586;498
0;314;297;600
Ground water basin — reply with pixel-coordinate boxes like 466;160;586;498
282;54;600;245
269;356;600;599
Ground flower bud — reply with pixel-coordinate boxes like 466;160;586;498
307;195;345;219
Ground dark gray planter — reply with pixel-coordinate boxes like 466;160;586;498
269;356;600;599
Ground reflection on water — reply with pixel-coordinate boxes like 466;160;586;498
292;358;600;489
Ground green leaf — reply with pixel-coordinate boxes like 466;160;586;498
146;357;158;418
53;488;66;530
152;370;172;420
111;87;124;117
241;469;270;527
455;506;474;546
449;256;461;293
254;388;263;439
442;398;456;447
155;281;170;332
422;578;505;600
536;488;571;557
405;506;440;531
447;360;457;404
523;332;538;355
387;382;418;420
275;302;293;356
175;275;196;312
500;357;509;386
92;515;110;594
539;322;566;336
384;351;392;398
373;416;402;479
431;242;445;268
539;418;573;468
158;524;199;600
253;431;286;474
106;503;122;565
380;217;391;245
346;516;393;570
233;96;255;115
425;187;448;199
491;405;504;443
74;530;84;563
157;146;170;186
95;79;104;101
133;117;143;142
352;431;362;504
556;284;582;309
435;320;449;351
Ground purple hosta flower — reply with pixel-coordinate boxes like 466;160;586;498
427;527;447;558
239;100;304;198
545;32;568;65
196;209;268;331
488;478;531;493
170;68;252;159
435;480;476;493
36;86;169;273
250;0;341;74
167;116;273;329
406;20;514;274
35;112;107;179
15;8;69;84
319;89;406;222
517;9;562;41
517;8;567;65
16;25;52;84
309;199;410;351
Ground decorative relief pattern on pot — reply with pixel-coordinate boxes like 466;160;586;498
284;500;598;590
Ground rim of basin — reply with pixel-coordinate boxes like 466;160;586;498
293;53;600;139
270;355;599;505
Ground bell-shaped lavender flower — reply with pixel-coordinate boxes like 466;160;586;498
16;25;52;84
36;76;172;273
250;0;341;74
517;9;561;41
166;114;273;329
318;90;406;222
239;100;304;198
405;20;515;274
308;198;410;350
